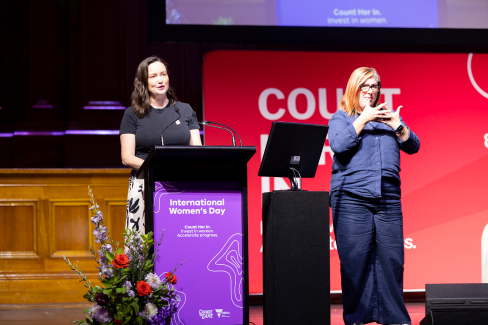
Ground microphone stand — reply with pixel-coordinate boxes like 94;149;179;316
161;106;181;145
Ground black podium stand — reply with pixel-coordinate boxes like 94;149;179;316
262;191;330;325
258;121;330;325
137;145;256;325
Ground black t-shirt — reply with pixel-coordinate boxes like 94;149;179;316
119;101;200;160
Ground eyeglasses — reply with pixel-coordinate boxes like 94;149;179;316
360;84;380;93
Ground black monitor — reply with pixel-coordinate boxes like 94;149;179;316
258;121;328;191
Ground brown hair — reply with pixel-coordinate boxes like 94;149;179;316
131;56;178;118
340;67;381;116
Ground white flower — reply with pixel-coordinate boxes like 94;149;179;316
144;302;158;318
145;272;162;289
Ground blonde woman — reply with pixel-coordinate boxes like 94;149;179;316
328;67;420;325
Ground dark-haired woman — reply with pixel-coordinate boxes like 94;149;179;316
120;56;201;233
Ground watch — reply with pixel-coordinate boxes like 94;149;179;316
394;124;404;134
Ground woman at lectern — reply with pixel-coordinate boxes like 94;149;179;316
119;56;201;233
328;67;420;325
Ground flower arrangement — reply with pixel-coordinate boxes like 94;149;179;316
63;187;181;325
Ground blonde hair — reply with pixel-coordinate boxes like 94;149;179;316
340;67;381;116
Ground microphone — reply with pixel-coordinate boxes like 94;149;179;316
204;120;243;146
192;111;241;146
161;106;181;145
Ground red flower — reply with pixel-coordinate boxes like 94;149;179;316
112;254;129;269
137;281;152;296
165;272;177;285
114;319;123;325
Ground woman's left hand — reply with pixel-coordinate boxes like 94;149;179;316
380;105;403;130
380;105;409;140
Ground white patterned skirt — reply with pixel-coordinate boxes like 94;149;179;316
126;170;145;233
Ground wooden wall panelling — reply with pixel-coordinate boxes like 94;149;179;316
0;169;131;304
106;199;127;250
49;200;92;259
0;275;101;305
0;200;39;259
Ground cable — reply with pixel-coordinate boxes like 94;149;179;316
289;167;302;190
287;167;298;191
291;167;298;190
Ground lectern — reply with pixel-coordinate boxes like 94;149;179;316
259;122;330;325
137;145;256;325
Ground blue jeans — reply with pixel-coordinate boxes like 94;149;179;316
331;181;411;325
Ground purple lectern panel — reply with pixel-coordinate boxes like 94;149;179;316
154;181;243;324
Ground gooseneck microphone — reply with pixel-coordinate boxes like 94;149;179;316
192;111;243;146
161;106;181;145
203;120;243;146
202;121;236;146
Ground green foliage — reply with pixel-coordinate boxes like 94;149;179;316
63;187;179;325
83;292;95;302
105;251;115;262
62;255;96;295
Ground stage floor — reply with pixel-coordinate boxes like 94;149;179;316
0;303;425;325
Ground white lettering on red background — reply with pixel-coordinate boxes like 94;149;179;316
258;88;401;121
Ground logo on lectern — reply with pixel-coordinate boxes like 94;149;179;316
199;309;213;319
215;309;231;318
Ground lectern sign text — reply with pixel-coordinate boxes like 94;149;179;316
153;181;243;325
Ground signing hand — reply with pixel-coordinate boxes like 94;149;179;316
358;103;391;123
380;105;402;130
380;105;409;140
353;103;391;136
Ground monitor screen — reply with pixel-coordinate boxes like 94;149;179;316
166;0;488;29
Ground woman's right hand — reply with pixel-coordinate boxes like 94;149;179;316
359;103;390;123
353;103;390;136
120;134;145;170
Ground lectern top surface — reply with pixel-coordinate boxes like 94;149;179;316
136;145;256;178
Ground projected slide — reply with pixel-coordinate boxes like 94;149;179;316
166;0;488;29
278;0;437;28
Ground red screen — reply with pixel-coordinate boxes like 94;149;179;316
203;50;488;293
